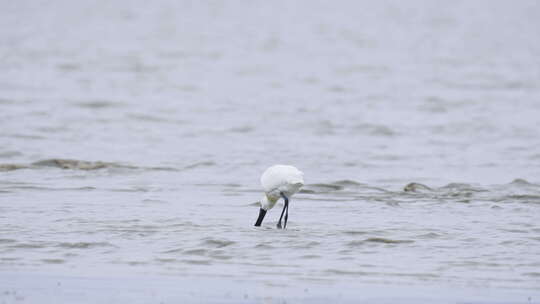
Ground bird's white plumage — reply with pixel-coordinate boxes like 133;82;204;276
260;165;304;211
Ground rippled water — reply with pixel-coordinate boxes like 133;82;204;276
1;0;540;302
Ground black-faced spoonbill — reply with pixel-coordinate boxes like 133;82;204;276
254;165;304;229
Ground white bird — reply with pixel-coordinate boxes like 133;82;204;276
254;165;304;229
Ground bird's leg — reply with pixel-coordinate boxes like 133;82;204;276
254;208;267;227
284;197;289;229
277;192;289;229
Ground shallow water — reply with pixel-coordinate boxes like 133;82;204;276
1;0;540;302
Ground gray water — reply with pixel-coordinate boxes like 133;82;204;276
1;0;540;302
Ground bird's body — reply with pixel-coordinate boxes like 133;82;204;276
260;165;304;210
255;165;304;228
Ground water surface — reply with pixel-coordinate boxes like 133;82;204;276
1;0;540;302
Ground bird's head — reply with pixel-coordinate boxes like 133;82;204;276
260;193;279;211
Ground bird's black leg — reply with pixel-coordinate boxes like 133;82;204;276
254;208;267;226
277;192;289;229
284;197;289;229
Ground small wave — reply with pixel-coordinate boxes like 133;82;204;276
311;183;344;191
333;179;363;186
209;254;233;260
403;182;433;193
304;183;344;192
353;123;396;137
74;100;124;109
499;228;529;234
126;261;147;266
440;183;485;192
155;258;178;263
335;64;390;76
145;166;180;171
161;220;200;228
0;159;182;172
142;199;167;205
0;164;28;172
41;258;65;264
0;151;22;158
389;272;440;278
342;230;368;236
56;242;113;249
109;187;150;193
6;133;45;140
254;243;274;249
0;98;14;104
127;113;167;122
57;62;79;71
184;249;207;255
335;180;391;193
182;259;211;265
0;257;20;261
228;126;254;133
385;200;400;207
504;194;540;202
348;238;414;246
32;159;130;170
403;182;494;201
510;178;533;185
346;240;364;247
10;243;47;249
224;183;242;188
161;248;183;254
201;238;235;248
416;232;442;239
0;184;97;192
292;241;321;249
183;161;216;170
325;269;370;276
507;179;540;190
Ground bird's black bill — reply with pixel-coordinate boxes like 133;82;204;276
277;193;289;229
254;208;267;226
